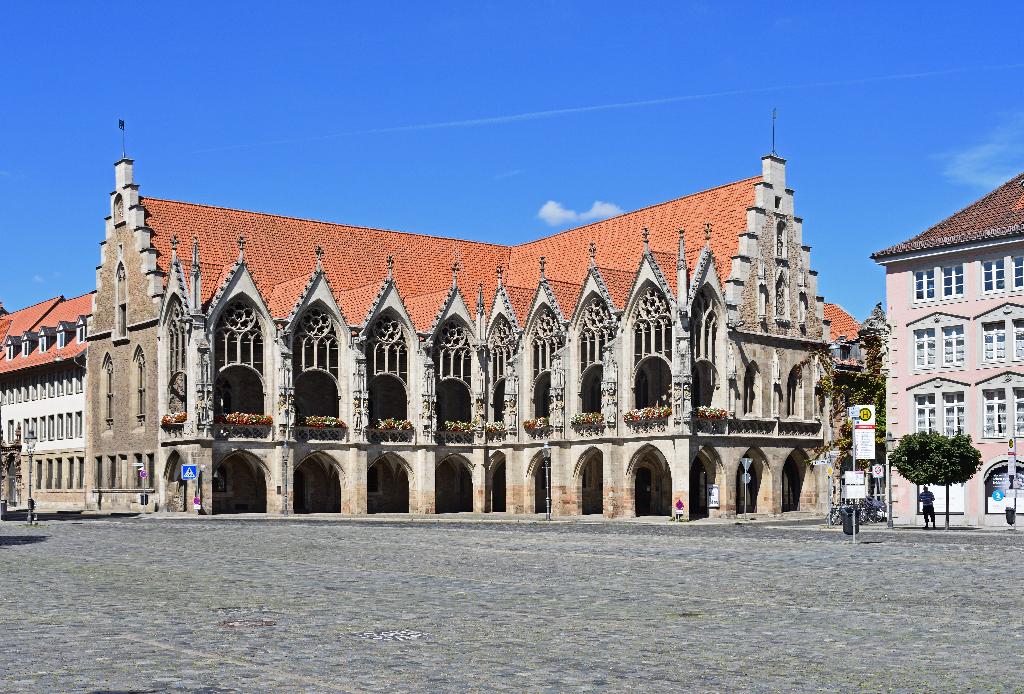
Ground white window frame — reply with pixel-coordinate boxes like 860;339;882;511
914;269;936;301
984;389;1007;438
983;321;1007;362
941;264;964;298
1015;256;1024;289
941;325;965;367
983;258;1006;293
943;391;965;437
914;328;936;368
915;393;937;433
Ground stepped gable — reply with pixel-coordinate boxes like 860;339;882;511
874;172;1024;258
823;302;860;342
0;292;94;375
142;174;759;328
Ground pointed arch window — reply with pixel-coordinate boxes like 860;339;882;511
786;366;803;418
531;307;563;380
215;300;264;374
579;298;613;370
633;287;672;366
692;290;719;364
369;314;408;382
436;321;471;383
743;363;761;416
166;298;188;414
102;354;114;425
489;316;516;382
115;263;127;338
295;308;340;377
758;283;769;318
133;348;146;420
797;292;808;323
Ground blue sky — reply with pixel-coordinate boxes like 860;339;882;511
2;2;1023;319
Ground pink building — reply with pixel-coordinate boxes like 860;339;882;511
874;172;1024;526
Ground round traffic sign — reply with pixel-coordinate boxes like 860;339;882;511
859;407;872;421
826;466;834;476
993;489;1006;502
742;472;751;484
871;464;884;478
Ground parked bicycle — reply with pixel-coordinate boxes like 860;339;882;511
827;498;887;526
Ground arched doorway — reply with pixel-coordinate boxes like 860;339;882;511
368;374;408;424
578;451;603;515
781;455;804;512
435;457;473;513
533;456;548;514
489;455;506;512
735;452;767;516
689;453;714;519
294;455;341;513
580;366;603;415
163;452;187;512
294;370;339;419
631;450;672;516
367;456;410;513
212;453;268;514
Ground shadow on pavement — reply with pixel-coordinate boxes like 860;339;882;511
1;511;139;523
0;535;47;547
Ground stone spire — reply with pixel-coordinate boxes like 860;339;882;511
588;241;597;269
496;265;504;288
641;227;650;253
677;227;689;302
539;256;547;280
476;283;485;316
190;237;202;313
170;234;179;261
237;235;246;262
451;261;460;289
315;245;324;274
386;254;394;282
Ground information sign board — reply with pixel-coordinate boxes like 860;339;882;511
852;405;876;460
707;484;720;509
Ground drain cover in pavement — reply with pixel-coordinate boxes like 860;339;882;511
217;619;277;628
352;629;426;642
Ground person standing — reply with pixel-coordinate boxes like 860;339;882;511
918;486;936;529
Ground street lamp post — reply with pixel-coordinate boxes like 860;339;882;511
24;427;36;525
542;443;552;521
885;431;896;529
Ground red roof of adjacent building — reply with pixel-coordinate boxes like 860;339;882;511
142;174;761;331
823;302;860;342
0;292;93;375
873;172;1024;258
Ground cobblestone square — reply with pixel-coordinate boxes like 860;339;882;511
1;517;1021;693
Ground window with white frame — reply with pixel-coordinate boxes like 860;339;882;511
57;331;66;349
941;264;964;298
1015;256;1024;289
984;259;1006;292
942;325;965;366
1016;389;1024;437
914;328;936;367
1015;320;1024;359
943;392;965;436
984;389;1007;437
983;322;1007;361
914;269;935;301
915;394;937;432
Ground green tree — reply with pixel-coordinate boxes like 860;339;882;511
889;431;983;529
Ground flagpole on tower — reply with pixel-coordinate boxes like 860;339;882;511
119;119;126;159
771;108;777;155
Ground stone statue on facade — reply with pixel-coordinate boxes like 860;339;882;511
601;343;618;429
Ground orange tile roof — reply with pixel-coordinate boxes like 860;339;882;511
823;302;860;342
874;172;1024;258
0;292;93;376
141;174;760;332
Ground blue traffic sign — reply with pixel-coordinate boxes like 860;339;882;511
181;464;198;481
993;489;1005;502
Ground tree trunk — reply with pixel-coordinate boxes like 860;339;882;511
945;484;950;530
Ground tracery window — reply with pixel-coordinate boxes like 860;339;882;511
579;298;613;370
633;287;672;366
692;290;719;364
215;301;264;374
437;321;471;383
370;314;408;382
743;363;760;416
166;298;188;413
786;366;803;418
489;316;516;381
531;307;563;379
295;308;339;376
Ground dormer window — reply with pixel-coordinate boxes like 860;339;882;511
57;331;66;349
22;339;30;357
5;343;14;360
39;335;48;353
76;321;86;343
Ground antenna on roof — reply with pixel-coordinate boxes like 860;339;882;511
386;254;394;281
771;107;777;155
588;241;597;268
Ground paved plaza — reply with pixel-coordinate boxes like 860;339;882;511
1;516;1022;693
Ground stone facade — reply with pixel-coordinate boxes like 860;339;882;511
81;153;829;519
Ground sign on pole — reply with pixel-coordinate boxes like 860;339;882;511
741;457;752;472
181;464;198;481
1009;438;1018;489
843;470;867;499
852;405;876;460
871;464;884;479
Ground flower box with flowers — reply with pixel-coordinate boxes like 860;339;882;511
522;417;551;433
442;420;474;433
161;412;187;427
215;413;273;426
300;416;347;429
623;406;672;424
571;412;605;428
375;418;413;431
485;421;507;437
695;406;728;420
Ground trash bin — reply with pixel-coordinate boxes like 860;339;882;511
1006;507;1016;526
841;506;859;535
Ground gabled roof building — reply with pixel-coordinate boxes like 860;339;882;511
86;153;829;518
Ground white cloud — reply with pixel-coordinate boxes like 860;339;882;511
940;113;1024;188
537;199;624;227
32;274;44;283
